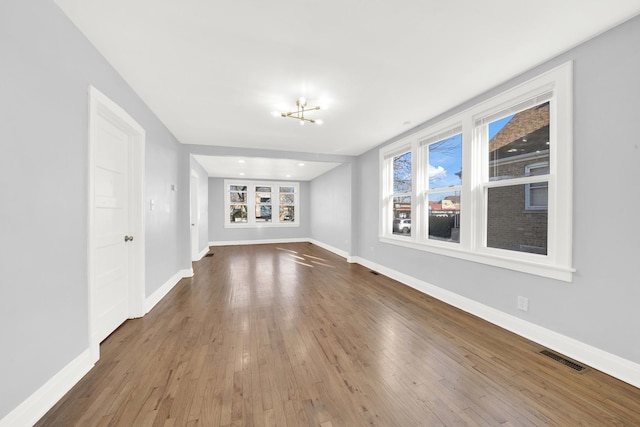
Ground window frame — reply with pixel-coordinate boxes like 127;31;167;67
224;179;300;228
379;62;574;281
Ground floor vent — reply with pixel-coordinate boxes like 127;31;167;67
370;271;380;275
205;253;214;257
540;350;586;372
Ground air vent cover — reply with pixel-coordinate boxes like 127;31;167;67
540;350;586;372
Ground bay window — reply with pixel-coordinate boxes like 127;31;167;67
380;63;574;281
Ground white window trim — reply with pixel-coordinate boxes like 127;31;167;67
224;179;300;228
379;62;574;282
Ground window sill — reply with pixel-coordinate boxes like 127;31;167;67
379;235;574;282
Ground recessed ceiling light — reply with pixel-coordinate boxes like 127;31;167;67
285;174;292;178
298;163;305;167
239;172;245;176
238;159;245;163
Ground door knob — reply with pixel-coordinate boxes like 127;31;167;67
124;235;134;242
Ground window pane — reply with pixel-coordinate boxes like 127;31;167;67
392;196;411;236
393;152;412;193
230;191;246;203
280;193;295;205
279;186;295;193
230;185;247;192
256;186;271;192
255;205;272;222
428;134;462;189
427;192;460;243
279;206;294;222
487;185;547;254
255;192;271;204
489;102;550;181
230;205;248;223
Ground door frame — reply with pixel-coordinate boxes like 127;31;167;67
88;86;145;363
190;170;200;261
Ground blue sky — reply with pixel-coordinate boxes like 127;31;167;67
488;114;514;140
429;133;462;188
395;115;514;190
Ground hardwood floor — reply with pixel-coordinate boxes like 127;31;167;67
37;243;640;426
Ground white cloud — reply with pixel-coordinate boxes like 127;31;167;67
428;164;447;181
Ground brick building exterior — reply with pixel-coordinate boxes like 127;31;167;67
486;102;550;254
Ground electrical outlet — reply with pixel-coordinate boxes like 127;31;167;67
517;296;529;312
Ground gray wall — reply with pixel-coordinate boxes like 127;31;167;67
209;178;311;243
354;14;640;364
0;0;190;420
309;163;352;254
190;156;210;255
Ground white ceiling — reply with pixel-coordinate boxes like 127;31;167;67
193;155;340;181
55;0;640;159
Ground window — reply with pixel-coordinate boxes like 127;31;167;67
392;151;412;236
279;186;296;222
229;185;248;223
225;180;299;227
483;100;551;255
379;63;573;281
381;146;412;237
255;186;272;222
421;129;462;243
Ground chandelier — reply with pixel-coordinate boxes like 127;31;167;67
274;97;323;125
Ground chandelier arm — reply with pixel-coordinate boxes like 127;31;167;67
277;99;322;123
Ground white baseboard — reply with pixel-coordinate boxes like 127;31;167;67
351;255;640;389
208;237;351;261
192;246;209;261
209;238;309;247
308;239;349;259
0;349;93;427
144;268;193;314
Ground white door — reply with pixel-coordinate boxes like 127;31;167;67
190;172;199;260
93;116;131;343
89;86;145;361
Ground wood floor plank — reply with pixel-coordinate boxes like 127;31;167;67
35;242;640;426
